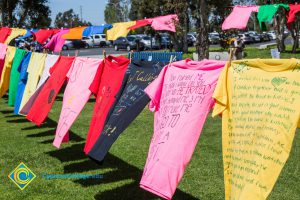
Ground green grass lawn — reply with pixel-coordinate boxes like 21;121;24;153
0;94;299;199
0;50;300;199
184;45;300;60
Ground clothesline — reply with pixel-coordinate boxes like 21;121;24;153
0;14;179;53
222;3;300;31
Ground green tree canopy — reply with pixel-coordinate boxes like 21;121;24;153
105;0;130;23
54;9;92;28
0;0;51;28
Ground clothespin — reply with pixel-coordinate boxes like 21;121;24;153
168;55;175;67
75;50;79;57
129;50;133;63
43;48;48;54
103;49;106;64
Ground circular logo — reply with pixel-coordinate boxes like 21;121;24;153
13;168;30;185
215;55;221;60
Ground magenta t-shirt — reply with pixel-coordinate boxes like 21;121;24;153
140;59;226;200
222;6;259;30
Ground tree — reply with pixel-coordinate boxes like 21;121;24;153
129;0;232;55
54;9;92;28
191;0;209;59
0;0;51;28
256;0;296;52
105;0;130;23
290;13;300;53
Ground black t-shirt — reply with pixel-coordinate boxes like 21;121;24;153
88;61;166;162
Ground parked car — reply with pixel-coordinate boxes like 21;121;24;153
62;40;87;50
62;40;73;50
209;33;220;44
30;41;43;52
113;36;144;51
82;36;94;48
140;36;159;50
248;32;261;43
15;38;28;48
161;36;171;49
238;33;254;44
187;34;196;46
187;33;196;46
268;31;276;40
90;34;107;47
129;34;146;40
260;33;271;42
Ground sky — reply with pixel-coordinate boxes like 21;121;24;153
49;0;107;26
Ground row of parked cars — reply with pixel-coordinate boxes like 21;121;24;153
237;31;277;44
208;31;282;45
16;30;283;52
113;33;198;51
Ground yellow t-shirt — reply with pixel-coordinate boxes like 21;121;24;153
19;52;46;112
212;59;300;200
5;28;26;45
0;46;16;97
106;21;136;41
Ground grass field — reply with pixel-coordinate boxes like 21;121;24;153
0;47;299;200
184;45;300;60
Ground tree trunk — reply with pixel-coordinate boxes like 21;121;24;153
196;0;209;60
291;13;300;53
182;2;189;53
7;0;14;26
275;7;287;52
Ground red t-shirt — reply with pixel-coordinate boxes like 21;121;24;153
26;56;75;126
32;29;60;44
84;55;129;154
0;27;12;43
287;4;300;28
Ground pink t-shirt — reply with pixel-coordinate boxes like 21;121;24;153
44;29;69;52
222;6;259;30
0;43;7;81
140;59;226;200
53;57;102;148
151;14;179;32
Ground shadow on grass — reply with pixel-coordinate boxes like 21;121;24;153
3;114;85;143
7;118;29;123
0;109;13;114
1;106;198;199
47;142;198;200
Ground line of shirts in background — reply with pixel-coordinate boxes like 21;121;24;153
222;3;300;30
0;14;179;53
1;43;300;200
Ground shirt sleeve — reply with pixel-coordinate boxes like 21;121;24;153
89;62;104;96
144;65;168;112
212;62;230;117
49;60;59;75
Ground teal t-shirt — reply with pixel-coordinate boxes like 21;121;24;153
257;4;290;31
8;48;26;106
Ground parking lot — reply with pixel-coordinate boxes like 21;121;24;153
58;37;293;58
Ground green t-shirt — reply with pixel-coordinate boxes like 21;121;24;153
257;4;290;31
8;48;26;106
